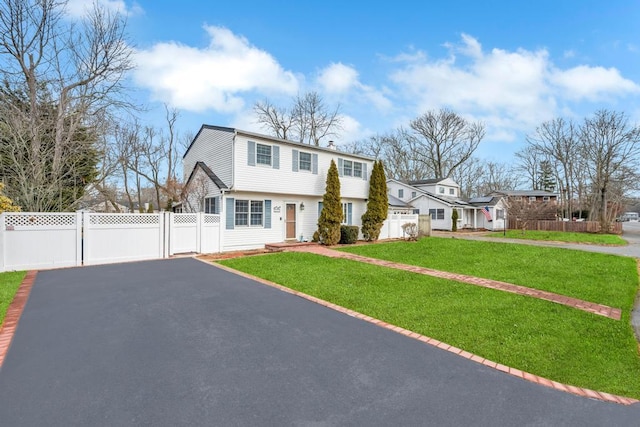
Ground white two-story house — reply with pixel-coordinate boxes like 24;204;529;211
386;178;507;231
182;125;374;252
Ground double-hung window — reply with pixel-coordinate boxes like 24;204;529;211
398;189;404;198
353;162;362;178
343;160;353;176
428;208;445;220
250;201;264;226
235;200;264;226
299;152;312;171
204;197;217;214
449;188;455;195
256;144;272;166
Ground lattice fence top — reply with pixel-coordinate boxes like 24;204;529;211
4;213;77;228
173;214;197;224
88;214;159;225
203;214;220;224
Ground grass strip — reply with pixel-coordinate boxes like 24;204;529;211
487;230;626;245
220;252;640;399
0;271;26;326
339;238;637;309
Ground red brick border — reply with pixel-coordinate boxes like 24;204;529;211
0;271;37;370
209;260;639;406
285;245;622;320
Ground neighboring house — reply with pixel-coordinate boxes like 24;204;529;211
489;190;558;221
387;194;415;215
386;178;470;230
466;196;508;231
182;125;374;252
408;178;461;198
386;178;509;231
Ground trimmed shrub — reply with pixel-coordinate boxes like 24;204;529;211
339;225;359;244
361;160;388;241
317;160;342;245
451;209;459;232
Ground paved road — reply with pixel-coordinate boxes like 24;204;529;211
0;258;639;426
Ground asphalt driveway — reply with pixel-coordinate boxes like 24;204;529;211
0;258;638;426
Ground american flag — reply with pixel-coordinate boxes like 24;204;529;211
482;206;492;222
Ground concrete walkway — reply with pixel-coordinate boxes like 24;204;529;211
282;244;622;320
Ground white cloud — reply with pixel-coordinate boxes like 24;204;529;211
551;65;640;101
317;62;392;111
65;0;143;18
133;26;299;113
318;63;359;94
389;34;640;142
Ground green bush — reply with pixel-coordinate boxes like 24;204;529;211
451;209;459;232
340;225;359;244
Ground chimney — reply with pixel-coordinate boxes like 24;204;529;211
327;140;337;150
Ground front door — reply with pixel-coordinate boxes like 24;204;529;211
286;204;296;239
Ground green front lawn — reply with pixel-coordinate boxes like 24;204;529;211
219;252;640;399
487;229;626;245
0;271;26;326
339;238;637;309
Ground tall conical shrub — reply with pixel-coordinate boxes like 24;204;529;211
316;159;342;245
361;160;388;241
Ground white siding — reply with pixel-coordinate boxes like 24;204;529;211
233;134;372;199
183;127;234;187
411;196;453;230
387;180;420;203
183;168;222;213
221;191;369;250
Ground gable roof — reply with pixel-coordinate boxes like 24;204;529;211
183;124;375;162
409;177;459;187
388;194;413;208
184;161;228;190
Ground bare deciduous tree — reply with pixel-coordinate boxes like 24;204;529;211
525;118;579;219
0;0;133;211
409;109;485;179
254;91;342;146
580;110;640;230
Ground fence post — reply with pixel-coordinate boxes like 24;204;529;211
196;212;203;254
164;212;171;258
82;211;90;265
76;211;83;267
0;213;5;272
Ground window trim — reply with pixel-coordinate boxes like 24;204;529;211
204;196;217;214
298;151;312;171
398;189;404;198
428;208;445;220
235;199;264;227
256;143;272;166
341;202;353;225
343;160;353;177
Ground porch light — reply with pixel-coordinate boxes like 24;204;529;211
300;202;305;211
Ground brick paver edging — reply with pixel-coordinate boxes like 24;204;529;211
0;271;37;370
208;260;639;406
286;245;622;320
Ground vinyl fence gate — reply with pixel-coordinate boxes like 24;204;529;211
0;212;221;272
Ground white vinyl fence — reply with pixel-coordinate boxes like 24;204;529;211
0;212;221;272
380;214;421;239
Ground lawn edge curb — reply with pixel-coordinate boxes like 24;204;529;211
0;270;37;370
208;260;640;407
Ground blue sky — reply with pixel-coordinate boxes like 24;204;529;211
69;0;640;162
